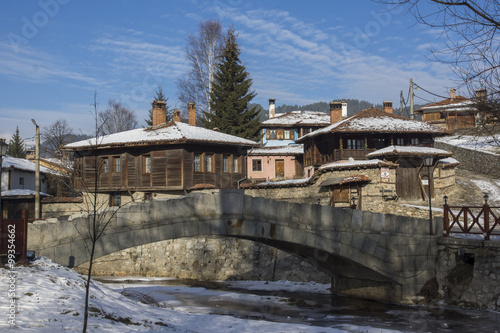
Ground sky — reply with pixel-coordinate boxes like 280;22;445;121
0;0;460;144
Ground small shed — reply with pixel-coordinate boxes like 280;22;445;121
367;146;454;200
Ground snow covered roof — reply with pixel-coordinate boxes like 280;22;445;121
318;158;398;171
1;189;50;198
248;145;304;156
366;145;452;158
63;121;258;150
296;108;446;142
436;135;500;155
416;96;477;114
2;155;54;174
262;111;330;127
438;157;460;168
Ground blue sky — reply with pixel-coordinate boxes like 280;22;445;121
0;0;459;142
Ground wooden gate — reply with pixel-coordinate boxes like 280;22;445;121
0;210;28;262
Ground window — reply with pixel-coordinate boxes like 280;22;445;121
112;156;121;173
194;153;202;172
19;177;24;186
111;193;121;207
346;138;365;150
205;154;213;172
284;130;290;140
223;155;229;173
277;129;284;140
142;155;151;174
252;159;262;171
396;138;405;146
144;192;152;201
102;157;109;173
270;130;276;139
233;156;239;173
410;137;420;146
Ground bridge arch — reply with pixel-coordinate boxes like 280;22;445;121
28;190;439;302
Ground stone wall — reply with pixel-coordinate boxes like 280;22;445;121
436;238;500;310
435;141;500;178
76;236;331;283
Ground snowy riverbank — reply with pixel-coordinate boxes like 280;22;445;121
0;257;393;333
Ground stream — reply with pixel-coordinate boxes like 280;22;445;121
99;277;500;332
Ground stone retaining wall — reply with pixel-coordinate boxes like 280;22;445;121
437;238;500;310
435;141;500;178
77;236;331;283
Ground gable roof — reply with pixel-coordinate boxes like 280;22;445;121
296;108;447;142
416;96;477;114
262;111;330;127
63;121;258;150
366;145;452;159
248;145;303;156
2;155;54;175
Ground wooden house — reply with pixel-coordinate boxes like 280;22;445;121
296;102;448;173
62;101;258;204
415;88;483;131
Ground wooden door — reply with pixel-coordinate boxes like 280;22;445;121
275;159;285;179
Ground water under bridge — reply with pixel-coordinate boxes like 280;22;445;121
27;189;441;303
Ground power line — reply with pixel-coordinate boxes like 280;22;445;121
414;94;436;104
413;82;449;100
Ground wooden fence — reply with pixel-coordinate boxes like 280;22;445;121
0;210;28;262
443;203;500;240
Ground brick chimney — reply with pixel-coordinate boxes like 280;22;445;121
450;88;456;101
383;101;393;114
269;99;275;119
330;101;343;124
173;109;181;122
152;100;167;126
188;102;196;126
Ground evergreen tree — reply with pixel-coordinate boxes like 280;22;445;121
7;126;26;158
203;28;261;141
145;85;172;126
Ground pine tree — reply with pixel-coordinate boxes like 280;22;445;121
203;28;261;141
7;126;26;158
145;85;172;126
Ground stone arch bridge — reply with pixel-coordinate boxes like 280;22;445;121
28;190;440;303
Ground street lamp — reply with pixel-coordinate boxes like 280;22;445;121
0;139;8;220
31;119;40;219
422;155;434;235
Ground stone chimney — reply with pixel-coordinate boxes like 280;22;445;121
450;88;456;101
152;100;167;126
269;99;276;119
173;110;181;122
330;101;343;124
188;103;196;126
383;101;393;114
341;101;347;119
475;89;487;103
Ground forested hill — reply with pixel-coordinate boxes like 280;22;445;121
257;99;424;120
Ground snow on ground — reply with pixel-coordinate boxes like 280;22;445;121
0;257;366;333
436;135;500;155
470;179;500;205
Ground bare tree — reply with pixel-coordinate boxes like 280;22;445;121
177;20;224;120
76;92;124;332
42;119;74;157
99;99;138;135
381;0;500;140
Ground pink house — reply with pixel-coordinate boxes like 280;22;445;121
247;145;303;182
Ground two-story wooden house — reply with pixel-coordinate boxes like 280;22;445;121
415;88;483;131
296;102;448;174
62;101;258;205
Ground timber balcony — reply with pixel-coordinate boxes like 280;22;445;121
306;148;376;166
443;195;500;240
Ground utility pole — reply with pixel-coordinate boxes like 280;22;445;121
400;90;404;117
31;119;40;219
410;78;414;120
